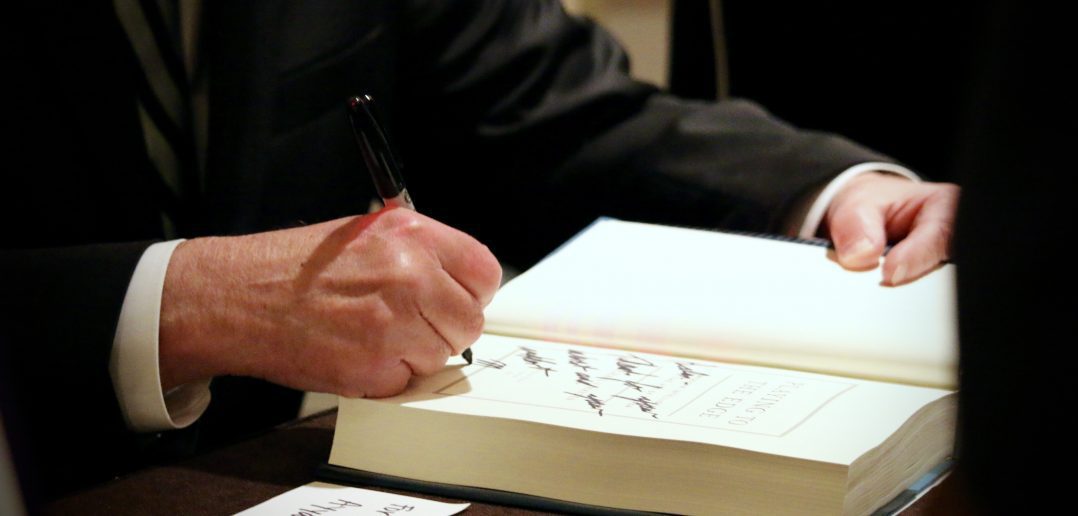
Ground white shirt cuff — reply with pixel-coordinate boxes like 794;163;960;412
796;162;920;239
110;240;212;432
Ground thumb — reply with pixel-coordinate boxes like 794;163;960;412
825;201;888;271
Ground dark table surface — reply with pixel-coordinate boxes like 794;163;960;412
42;410;973;515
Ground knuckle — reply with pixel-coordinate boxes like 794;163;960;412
460;307;485;343
459;242;502;302
935;223;955;257
439;304;484;354
937;219;955;240
929;183;959;201
476;244;503;290
386;210;426;236
364;298;397;332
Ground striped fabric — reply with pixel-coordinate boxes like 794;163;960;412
114;0;198;236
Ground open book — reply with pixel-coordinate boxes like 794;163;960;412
326;219;958;515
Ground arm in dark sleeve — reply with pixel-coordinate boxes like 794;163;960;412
0;242;155;503
0;4;187;501
397;0;895;264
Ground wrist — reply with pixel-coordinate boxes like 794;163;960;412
160;229;323;390
159;236;245;389
799;163;920;239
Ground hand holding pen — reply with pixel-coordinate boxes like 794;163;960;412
147;96;498;402
348;94;488;365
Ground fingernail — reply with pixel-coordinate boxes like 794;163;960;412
890;264;907;285
843;238;876;263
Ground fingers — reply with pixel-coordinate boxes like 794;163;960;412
355;208;497;388
822;173;959;285
329;317;449;399
418;270;486;355
879;188;957;285
355;255;487;395
377;206;498;345
430;226;503;306
329;300;453;397
826;201;888;271
377;207;502;306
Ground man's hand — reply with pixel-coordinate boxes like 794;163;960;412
824;172;960;285
157;209;502;398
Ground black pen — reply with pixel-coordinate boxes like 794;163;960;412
347;94;474;365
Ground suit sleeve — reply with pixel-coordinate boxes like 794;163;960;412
397;0;897;264
0;243;157;501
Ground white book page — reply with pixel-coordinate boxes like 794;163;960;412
387;334;953;466
484;219;958;387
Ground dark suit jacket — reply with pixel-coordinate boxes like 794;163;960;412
0;0;894;504
951;3;1076;513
